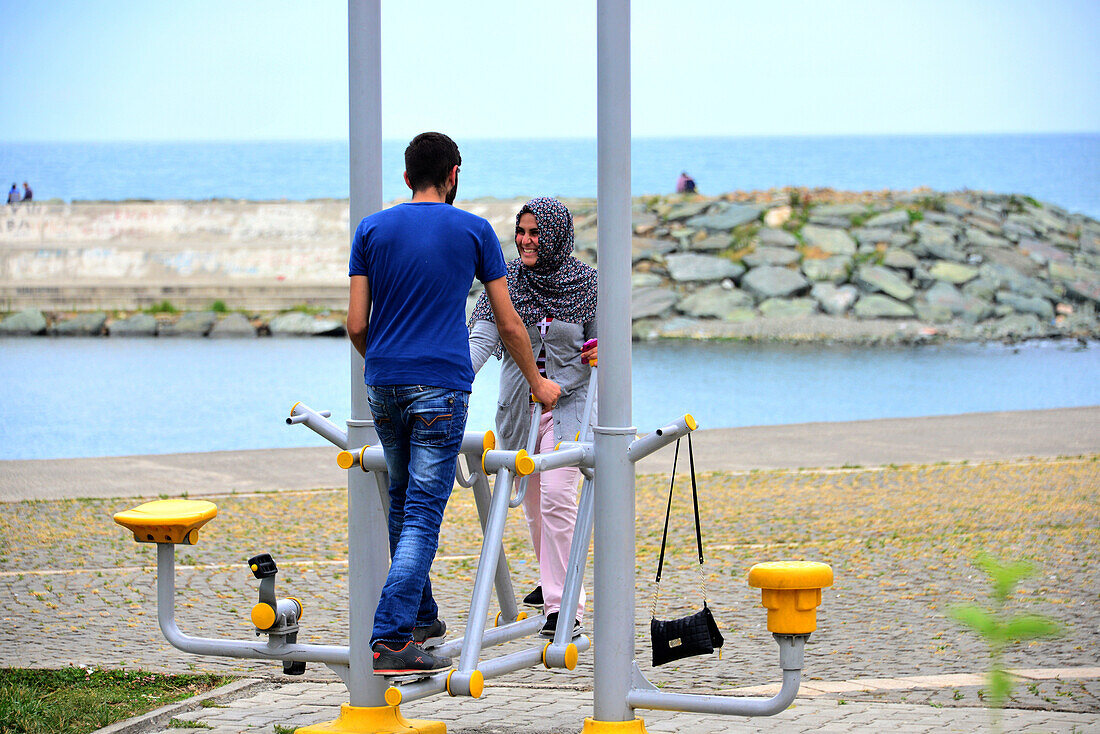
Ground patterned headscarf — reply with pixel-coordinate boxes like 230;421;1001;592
470;197;598;350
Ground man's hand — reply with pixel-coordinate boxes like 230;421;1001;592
531;377;562;410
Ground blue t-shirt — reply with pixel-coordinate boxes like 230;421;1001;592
349;202;506;392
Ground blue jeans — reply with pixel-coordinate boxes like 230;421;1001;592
366;384;469;646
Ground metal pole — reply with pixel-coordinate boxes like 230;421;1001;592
592;0;635;723
347;0;388;707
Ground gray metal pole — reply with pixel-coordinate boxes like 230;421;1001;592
347;0;388;707
592;0;635;724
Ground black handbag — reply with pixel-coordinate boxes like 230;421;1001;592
650;432;724;666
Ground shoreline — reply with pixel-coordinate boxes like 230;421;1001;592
3;406;1097;502
2;187;1098;344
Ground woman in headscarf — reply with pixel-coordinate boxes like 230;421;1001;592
469;197;597;639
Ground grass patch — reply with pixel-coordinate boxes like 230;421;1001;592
143;300;178;314
0;667;228;734
282;303;326;315
209;300;229;313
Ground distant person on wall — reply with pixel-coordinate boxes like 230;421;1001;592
676;171;697;194
346;132;561;677
22;182;32;202
468;197;597;640
7;183;21;204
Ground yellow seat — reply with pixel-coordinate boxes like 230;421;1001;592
747;561;833;635
113;499;218;545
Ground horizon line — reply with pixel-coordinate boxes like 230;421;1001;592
3;130;1100;145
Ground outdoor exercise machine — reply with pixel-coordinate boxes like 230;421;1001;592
112;2;836;732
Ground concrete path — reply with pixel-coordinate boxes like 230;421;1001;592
5;406;1098;501
127;678;1100;734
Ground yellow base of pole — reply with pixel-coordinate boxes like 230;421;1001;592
581;717;649;733
296;703;446;734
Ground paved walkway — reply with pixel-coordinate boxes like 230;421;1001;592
3;407;1094;733
4;406;1098;501
127;678;1100;734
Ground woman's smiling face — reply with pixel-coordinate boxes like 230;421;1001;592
516;212;539;267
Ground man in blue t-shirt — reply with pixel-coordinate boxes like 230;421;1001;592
347;132;560;677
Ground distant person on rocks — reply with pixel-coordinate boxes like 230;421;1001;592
346;131;561;677
21;182;32;202
7;183;21;204
676;171;697;194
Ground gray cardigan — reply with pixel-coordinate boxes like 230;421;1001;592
469;318;597;452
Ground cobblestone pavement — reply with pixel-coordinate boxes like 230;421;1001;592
142;680;1100;734
2;457;1098;731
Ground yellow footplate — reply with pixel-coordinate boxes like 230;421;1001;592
113;499;218;545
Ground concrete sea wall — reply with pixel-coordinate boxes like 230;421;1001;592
1;190;1098;343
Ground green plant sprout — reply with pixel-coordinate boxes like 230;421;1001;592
949;552;1060;731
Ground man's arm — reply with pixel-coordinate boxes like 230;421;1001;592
347;274;371;358
483;277;561;408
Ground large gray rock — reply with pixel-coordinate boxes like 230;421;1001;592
685;204;761;231
757;227;798;247
664;253;744;282
1063;279;1100;306
0;308;47;335
980;313;1051;341
743;246;800;268
52;312;107;336
855;265;915;301
800;255;852;283
863;209;910;229
759;298;817;319
632;237;678;263
810;282;859;315
677;285;754;320
269;312;345;336
981;246;1038;275
920;281;993;323
210;312;257;338
963;227;1011;249
1048;261;1098;284
631;272;664;288
929;262;979;284
995;291;1054;320
631;288;679;320
853;294;915;319
741;266;811;299
1002;219;1036;242
662;200;711;222
687;234;731;252
812;203;868;218
1019;238;1071;266
882;248;920;270
111;313;158;337
808;215;852;228
851;228;896;246
962;276;1000;301
914;224;965;262
801;225;856;255
161;311;217;337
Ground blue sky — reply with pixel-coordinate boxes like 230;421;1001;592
1;0;1098;141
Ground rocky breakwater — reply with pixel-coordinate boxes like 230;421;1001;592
597;189;1100;344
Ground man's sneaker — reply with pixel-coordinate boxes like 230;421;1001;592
371;641;451;676
522;585;544;608
540;611;582;639
412;618;447;649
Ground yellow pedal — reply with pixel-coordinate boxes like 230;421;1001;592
747;561;833;635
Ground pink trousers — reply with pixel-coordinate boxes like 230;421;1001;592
517;409;586;620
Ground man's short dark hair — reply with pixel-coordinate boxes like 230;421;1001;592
405;132;462;192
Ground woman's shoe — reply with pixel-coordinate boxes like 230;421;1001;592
540;611;582;639
522;585;544;607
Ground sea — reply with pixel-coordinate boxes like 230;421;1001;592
1;133;1098;460
1;133;1099;218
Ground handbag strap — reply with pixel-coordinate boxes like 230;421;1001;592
651;433;707;615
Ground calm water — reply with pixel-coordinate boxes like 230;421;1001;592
1;338;1097;460
1;134;1098;217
